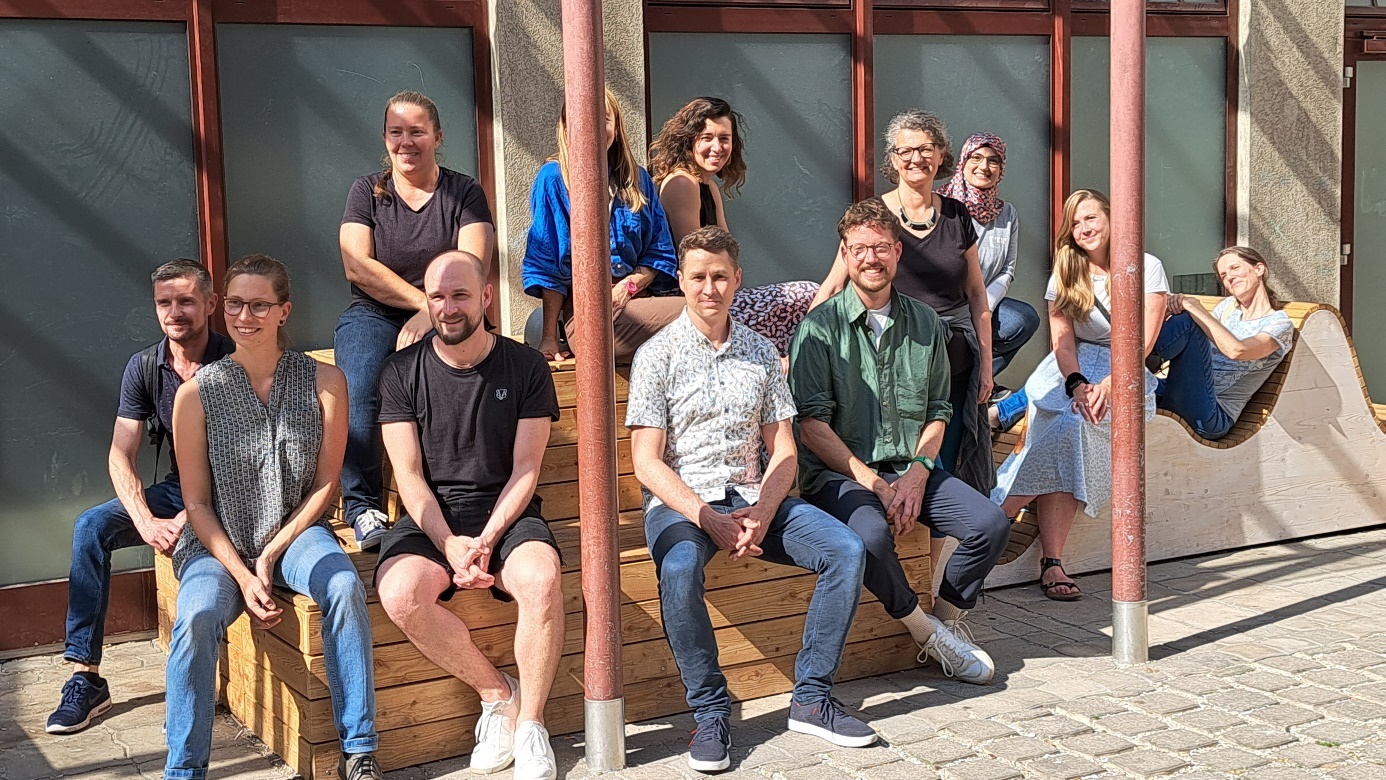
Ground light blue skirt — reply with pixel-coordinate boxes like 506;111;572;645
991;343;1156;517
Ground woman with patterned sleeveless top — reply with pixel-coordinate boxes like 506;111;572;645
164;256;381;780
649;97;819;357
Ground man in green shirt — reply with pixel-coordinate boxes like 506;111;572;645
790;198;1009;685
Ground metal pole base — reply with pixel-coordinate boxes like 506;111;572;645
584;697;626;772
1112;600;1149;665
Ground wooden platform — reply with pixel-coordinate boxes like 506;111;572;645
155;359;933;779
983;297;1386;589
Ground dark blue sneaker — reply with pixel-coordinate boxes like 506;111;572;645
787;697;877;748
687;715;731;773
46;674;112;734
352;509;390;551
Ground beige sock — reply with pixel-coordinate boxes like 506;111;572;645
932;599;965;625
900;605;937;645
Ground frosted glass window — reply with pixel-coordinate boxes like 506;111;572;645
875;35;1051;385
1353;61;1386;397
648;33;853;288
0;21;197;585
1070;37;1227;284
218;25;479;349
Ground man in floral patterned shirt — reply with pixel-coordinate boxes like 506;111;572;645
627;226;876;774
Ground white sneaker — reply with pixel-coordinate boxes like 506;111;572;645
512;721;558;780
470;671;520;774
918;614;995;684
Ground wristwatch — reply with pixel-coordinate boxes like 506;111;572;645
623;278;641;297
911;455;935;472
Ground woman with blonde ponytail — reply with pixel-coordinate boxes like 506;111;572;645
990;189;1169;601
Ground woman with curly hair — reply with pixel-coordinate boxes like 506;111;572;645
649;96;818;356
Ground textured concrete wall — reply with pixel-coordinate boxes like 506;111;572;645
1237;0;1344;305
489;0;647;338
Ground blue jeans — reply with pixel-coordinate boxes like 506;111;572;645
996;388;1029;431
1153;312;1235;439
164;525;377;779
334;303;409;523
644;494;865;722
65;479;184;665
992;297;1041;377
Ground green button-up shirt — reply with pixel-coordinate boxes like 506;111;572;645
789;285;953;495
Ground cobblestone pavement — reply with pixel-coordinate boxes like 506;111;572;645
7;527;1386;780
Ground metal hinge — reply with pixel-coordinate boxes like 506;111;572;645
1342;243;1353;266
1345;66;1355;89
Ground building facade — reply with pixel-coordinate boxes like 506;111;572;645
0;0;1378;649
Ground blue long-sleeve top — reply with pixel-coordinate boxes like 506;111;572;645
522;160;680;299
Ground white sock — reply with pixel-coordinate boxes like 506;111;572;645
933;599;965;624
900;605;937;645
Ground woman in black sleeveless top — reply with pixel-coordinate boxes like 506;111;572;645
814;110;994;497
649;97;818;357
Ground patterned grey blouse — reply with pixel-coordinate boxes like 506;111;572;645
172;350;323;577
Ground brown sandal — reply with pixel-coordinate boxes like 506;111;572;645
1040;557;1082;601
995;507;1038;566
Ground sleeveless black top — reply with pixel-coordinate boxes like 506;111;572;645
698;183;718;228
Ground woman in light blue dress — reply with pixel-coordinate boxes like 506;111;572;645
991;190;1168;601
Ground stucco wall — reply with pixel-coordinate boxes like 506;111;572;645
489;0;647;339
1238;0;1345;305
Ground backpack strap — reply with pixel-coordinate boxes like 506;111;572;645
138;342;167;481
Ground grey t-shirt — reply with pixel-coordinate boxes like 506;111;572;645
1209;298;1295;419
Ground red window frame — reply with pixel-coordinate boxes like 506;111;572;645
645;0;1236;247
0;0;497;322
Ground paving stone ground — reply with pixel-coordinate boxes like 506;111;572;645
7;527;1386;780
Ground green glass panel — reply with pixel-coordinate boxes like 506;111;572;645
0;21;196;585
648;33;853;288
1354;61;1386;398
217;25;478;349
1071;37;1227;285
875;34;1051;385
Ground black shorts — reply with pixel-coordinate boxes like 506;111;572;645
374;497;560;603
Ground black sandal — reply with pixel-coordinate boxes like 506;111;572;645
1040;557;1082;601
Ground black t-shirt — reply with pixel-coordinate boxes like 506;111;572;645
377;335;560;504
342;167;494;317
887;195;978;313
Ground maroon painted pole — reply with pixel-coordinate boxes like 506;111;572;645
558;0;626;766
1109;0;1149;664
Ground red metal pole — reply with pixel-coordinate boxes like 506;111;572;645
558;0;626;767
1109;0;1149;664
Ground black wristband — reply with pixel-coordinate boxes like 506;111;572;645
1064;372;1090;398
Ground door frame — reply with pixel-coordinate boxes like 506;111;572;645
1342;17;1386;329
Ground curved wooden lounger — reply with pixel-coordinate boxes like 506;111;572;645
983;298;1386;590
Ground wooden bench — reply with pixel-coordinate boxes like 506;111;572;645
156;357;934;779
985;298;1386;590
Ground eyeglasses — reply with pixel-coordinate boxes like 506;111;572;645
965;153;1003;169
890;144;939;160
846;242;896;259
224;299;280;317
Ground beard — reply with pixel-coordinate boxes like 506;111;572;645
850;269;891;294
433;311;482;346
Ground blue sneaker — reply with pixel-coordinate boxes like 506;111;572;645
46;674;112;734
787;697;877;748
687;715;731;773
352;509;390;551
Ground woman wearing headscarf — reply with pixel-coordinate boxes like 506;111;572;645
936;133;1040;392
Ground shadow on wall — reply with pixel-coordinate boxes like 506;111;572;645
1245;0;1343;304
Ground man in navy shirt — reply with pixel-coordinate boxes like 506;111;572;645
47;259;235;735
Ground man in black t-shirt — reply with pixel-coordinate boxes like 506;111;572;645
374;251;562;780
48;259;235;736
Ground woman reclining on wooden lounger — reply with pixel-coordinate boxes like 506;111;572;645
1149;246;1295;440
